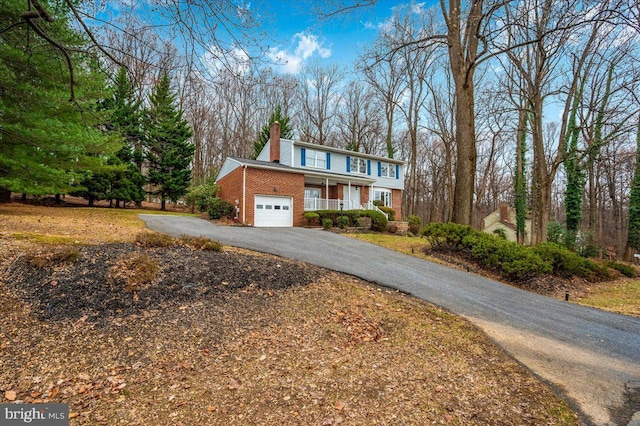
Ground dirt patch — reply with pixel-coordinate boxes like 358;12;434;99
0;240;578;425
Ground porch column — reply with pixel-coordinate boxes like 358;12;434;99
348;181;352;209
325;178;329;208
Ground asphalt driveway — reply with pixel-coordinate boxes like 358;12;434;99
140;215;640;426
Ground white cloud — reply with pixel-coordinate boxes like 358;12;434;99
267;32;332;74
203;46;251;77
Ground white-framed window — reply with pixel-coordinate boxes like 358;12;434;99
350;157;367;174
374;188;392;207
305;149;326;168
305;188;321;199
380;162;396;178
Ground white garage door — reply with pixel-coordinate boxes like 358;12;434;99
254;195;293;227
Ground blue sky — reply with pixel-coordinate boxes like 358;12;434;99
257;1;432;74
96;1;437;75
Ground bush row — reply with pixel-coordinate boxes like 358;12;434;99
422;223;613;282
310;209;388;232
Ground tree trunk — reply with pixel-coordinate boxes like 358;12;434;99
0;188;11;203
452;82;476;226
161;197;166;211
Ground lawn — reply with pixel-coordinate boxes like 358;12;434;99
0;203;579;424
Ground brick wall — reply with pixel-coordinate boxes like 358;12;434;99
392;189;402;219
218;166;305;226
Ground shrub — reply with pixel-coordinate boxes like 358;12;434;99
322;218;333;230
29;246;80;268
547;221;565;245
185;182;219;212
378;206;395;221
533;242;609;280
461;232;551;281
493;227;507;240
337;215;350;229
208;198;234;220
303;212;320;226
179;235;222;252
604;260;637;278
422;222;474;250
315;210;361;225
372;200;384;207
136;232;176;248
360;210;388;232
407;215;422;234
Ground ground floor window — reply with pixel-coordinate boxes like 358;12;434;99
305;187;321;199
374;188;392;207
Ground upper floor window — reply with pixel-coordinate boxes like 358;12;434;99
305;149;326;169
380;162;396;178
350;157;367;174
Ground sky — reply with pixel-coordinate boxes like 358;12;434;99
251;1;436;74
95;1;439;76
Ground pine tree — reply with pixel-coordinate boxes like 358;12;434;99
252;105;293;159
145;73;194;210
0;0;119;198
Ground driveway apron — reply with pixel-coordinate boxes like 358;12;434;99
140;215;640;426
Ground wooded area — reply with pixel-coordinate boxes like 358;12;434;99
1;0;640;258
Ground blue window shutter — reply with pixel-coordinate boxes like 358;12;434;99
378;162;381;177
396;164;399;179
301;148;306;166
346;156;350;172
367;160;371;175
326;152;331;169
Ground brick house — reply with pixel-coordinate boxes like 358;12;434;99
215;122;405;227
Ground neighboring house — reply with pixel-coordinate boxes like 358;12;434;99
483;203;531;245
215;122;405;227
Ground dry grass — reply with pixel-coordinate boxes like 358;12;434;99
0;203;192;245
577;279;640;316
346;233;433;260
0;203;580;425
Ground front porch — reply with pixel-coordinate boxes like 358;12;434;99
302;173;395;219
303;197;381;212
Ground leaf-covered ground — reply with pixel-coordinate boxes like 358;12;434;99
0;238;579;425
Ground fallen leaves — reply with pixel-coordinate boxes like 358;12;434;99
4;390;16;401
0;236;578;426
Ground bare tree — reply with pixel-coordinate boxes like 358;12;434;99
296;62;344;146
336;82;384;154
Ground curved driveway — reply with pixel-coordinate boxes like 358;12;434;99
140;215;640;426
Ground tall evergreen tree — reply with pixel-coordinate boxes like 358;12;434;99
252;105;294;159
626;115;640;260
145;73;194;210
75;67;146;207
0;0;118;199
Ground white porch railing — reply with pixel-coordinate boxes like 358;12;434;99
304;198;389;219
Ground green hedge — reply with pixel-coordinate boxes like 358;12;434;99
314;209;387;231
422;222;611;282
533;243;610;280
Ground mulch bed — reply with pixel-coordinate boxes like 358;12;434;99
5;244;324;323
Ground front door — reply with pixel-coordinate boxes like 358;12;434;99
342;186;361;209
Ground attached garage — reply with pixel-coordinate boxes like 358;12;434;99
254;195;293;227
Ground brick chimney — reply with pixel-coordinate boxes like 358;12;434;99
270;121;281;163
499;203;509;222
